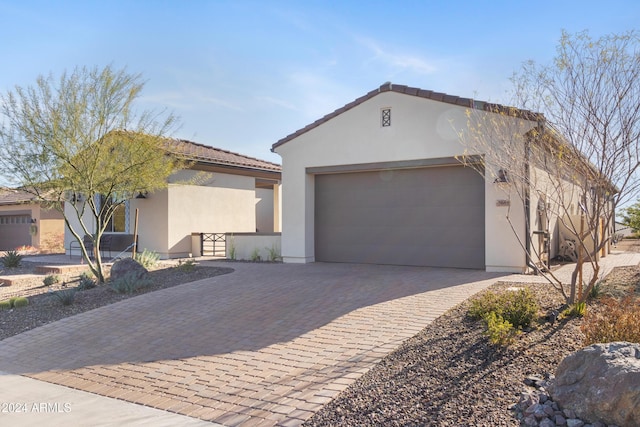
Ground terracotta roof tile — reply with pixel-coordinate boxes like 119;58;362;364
0;189;38;205
163;139;281;172
272;82;542;150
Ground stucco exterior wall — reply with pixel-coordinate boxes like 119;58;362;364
256;188;275;233
161;171;257;258
0;204;63;250
274;90;537;272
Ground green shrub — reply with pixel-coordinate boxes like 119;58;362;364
484;312;519;346
564;302;587;318
43;274;60;287
265;244;281;262
468;288;539;329
176;259;196;272
250;248;261;262
588;281;602;300
134;249;160;269
0;299;12;310
9;296;29;308
109;273;151;294
1;250;23;268
77;272;96;290
50;288;77;306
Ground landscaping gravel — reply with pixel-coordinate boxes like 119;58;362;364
304;263;639;427
0;261;233;341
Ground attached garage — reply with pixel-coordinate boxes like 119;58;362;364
314;165;485;268
273;82;538;272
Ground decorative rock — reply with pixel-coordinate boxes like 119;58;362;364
524;415;539;426
554;414;566;426
109;257;149;282
548;342;640;426
566;419;584;427
539;418;555;427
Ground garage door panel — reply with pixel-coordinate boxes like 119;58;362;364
315;166;485;269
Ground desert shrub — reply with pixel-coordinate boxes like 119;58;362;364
176;259;196;272
468;287;539;329
250;248;261;262
0;299;12;310
265;244;281;262
77;272;97;290
582;295;640;345
50;288;77;306
1;250;23;268
9;296;29;308
134;249;160;269
484;312;519;346
563;302;586;318
43;274;60;287
588;281;602;300
109;272;151;294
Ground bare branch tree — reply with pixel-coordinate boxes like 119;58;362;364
459;30;640;304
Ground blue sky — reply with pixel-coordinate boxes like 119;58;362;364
1;0;639;165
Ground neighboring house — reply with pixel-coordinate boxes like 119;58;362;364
65;139;281;259
0;188;65;252
272;82;607;273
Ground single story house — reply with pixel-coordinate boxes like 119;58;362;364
0;188;65;252
272;82;605;273
65;139;281;259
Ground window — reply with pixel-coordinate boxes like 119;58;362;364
381;108;391;127
100;195;128;233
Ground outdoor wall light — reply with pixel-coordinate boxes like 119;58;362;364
494;169;509;184
135;191;148;199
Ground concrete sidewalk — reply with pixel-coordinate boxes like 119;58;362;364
1;252;638;426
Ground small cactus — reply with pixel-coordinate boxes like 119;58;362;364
0;299;12;310
9;296;29;308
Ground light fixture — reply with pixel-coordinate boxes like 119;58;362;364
494;169;509;183
135;192;147;199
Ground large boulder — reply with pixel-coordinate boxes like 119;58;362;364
548;342;640;426
109;257;149;282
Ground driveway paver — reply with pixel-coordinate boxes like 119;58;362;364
0;262;505;426
1;253;637;426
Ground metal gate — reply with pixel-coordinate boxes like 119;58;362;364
200;233;226;256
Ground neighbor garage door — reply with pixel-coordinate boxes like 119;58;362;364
315;165;485;269
0;213;32;251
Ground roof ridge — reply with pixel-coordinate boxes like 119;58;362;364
165;138;281;172
272;82;542;150
171;138;281;168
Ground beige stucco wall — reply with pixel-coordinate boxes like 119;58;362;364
274;90;538;272
0;204;63;250
160;170;257;258
256;188;274;233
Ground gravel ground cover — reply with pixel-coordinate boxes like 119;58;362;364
0;260;233;341
304;242;640;426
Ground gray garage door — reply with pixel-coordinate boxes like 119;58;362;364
315;166;485;269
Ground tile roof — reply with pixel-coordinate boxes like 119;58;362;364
164;139;281;172
0;188;38;205
272;82;542;150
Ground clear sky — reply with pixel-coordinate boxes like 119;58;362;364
1;0;638;165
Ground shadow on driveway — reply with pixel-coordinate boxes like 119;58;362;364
0;262;505;375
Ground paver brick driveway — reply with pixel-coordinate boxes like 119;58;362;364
0;262;504;426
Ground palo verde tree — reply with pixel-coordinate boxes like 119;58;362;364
621;201;640;234
0;65;184;282
459;30;640;304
